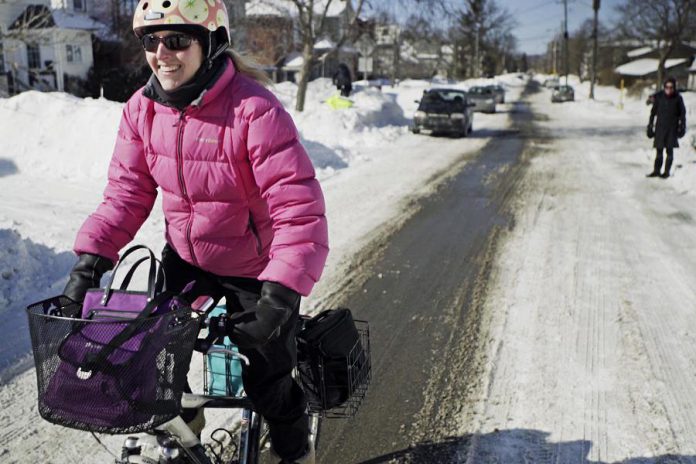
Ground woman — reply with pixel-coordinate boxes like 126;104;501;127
647;77;687;178
62;2;328;463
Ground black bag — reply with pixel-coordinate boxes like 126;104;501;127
296;309;370;414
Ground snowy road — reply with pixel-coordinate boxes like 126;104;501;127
316;84;537;464
317;80;696;464
460;85;696;463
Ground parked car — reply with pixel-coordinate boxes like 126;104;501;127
486;84;505;104
543;77;560;88
411;88;475;137
465;86;497;113
551;85;575;103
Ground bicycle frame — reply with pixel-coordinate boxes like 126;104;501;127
116;348;321;464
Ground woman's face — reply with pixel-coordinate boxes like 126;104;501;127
664;81;675;96
144;30;204;91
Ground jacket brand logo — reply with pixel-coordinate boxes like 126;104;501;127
197;137;218;145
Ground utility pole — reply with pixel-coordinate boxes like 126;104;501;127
563;0;569;86
589;0;600;99
474;21;480;77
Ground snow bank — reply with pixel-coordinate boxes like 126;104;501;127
0;92;122;181
274;78;409;175
0;80;410;185
0;229;73;310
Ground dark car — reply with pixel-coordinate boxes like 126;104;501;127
465;86;497;113
486;84;505;104
551;85;574;103
411;88;475;137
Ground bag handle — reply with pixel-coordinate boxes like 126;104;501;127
101;245;157;306
80;290;177;376
119;256;167;295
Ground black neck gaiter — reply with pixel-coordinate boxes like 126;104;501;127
144;57;227;110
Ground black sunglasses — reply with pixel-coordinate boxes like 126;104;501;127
141;33;196;52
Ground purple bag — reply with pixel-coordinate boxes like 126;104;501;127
40;245;195;433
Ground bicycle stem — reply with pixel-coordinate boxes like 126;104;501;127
156;415;201;448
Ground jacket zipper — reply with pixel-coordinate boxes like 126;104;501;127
248;215;262;255
177;110;198;266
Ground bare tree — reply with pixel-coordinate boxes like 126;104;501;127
616;0;696;86
451;0;516;78
288;0;366;112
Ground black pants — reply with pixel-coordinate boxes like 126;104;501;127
654;147;674;174
159;244;309;461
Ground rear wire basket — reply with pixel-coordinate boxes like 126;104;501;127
296;320;371;418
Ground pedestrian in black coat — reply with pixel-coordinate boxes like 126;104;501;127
646;77;687;178
332;63;352;97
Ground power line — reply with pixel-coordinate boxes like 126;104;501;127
512;0;560;18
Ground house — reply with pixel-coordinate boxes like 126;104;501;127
688;60;696;91
614;43;696;88
244;0;358;82
0;0;108;95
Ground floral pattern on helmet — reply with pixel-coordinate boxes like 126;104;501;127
133;0;229;34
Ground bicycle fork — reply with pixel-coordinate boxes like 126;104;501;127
239;408;263;464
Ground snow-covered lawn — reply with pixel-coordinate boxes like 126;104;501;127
0;75;522;462
461;80;696;462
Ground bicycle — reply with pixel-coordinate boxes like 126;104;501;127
26;294;370;464
112;300;323;464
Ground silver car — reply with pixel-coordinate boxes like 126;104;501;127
486;85;505;104
551;85;574;103
465;86;497;113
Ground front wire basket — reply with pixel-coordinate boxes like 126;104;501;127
297;320;371;418
26;295;199;434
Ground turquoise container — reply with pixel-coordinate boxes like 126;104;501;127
205;305;244;397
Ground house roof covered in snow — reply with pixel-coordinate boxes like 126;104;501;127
314;38;336;50
283;51;305;69
9;5;110;37
52;9;107;32
627;46;653;58
9;5;55;30
246;0;349;18
615;58;689;76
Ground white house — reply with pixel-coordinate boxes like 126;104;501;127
0;0;107;94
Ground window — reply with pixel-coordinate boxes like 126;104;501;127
27;44;40;69
73;0;86;12
66;45;82;63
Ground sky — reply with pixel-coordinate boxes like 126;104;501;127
371;0;623;56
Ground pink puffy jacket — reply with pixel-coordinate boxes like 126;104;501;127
74;57;329;296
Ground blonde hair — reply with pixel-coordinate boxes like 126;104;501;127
225;49;273;86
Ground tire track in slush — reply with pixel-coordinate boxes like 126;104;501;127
316;86;537;464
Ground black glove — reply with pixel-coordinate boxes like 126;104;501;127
211;281;299;349
678;124;686;138
63;253;114;303
647;124;655;139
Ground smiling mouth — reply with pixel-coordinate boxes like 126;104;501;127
158;64;182;74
